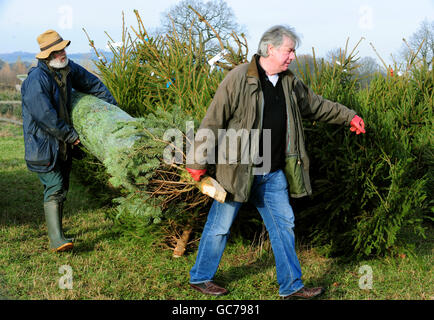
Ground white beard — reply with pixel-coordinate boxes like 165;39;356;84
48;56;69;69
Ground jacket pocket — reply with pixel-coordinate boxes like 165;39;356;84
25;134;52;166
216;162;250;201
284;154;306;196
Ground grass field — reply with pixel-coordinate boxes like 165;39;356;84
0;122;432;300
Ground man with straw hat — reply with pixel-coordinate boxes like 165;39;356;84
21;29;117;252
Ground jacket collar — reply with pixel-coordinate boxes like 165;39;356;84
37;59;50;73
36;59;71;85
247;54;261;80
247;54;293;83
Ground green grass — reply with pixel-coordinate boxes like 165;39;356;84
0;122;432;300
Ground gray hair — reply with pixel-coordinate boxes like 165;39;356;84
257;25;301;57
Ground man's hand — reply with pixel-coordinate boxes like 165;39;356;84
186;168;207;182
350;115;366;135
73;138;81;145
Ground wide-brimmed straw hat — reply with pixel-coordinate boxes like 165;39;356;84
35;29;70;59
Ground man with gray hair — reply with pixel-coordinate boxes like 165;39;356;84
186;25;366;299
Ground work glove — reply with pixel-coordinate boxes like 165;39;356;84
186;168;207;182
350;115;366;135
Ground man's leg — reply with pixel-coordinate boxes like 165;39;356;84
58;157;73;241
38;158;71;203
190;199;242;285
249;170;304;296
37;159;73;252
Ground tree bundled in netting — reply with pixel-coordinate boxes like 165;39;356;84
71;91;212;253
75;7;248;254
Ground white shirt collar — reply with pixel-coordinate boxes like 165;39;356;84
267;74;279;87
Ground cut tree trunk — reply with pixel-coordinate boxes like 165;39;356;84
172;228;193;258
70;92;224;257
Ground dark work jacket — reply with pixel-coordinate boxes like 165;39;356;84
21;59;117;173
187;55;357;201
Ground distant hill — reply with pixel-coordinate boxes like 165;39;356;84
0;51;114;64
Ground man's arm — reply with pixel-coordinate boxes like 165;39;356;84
22;75;78;144
70;60;117;105
186;70;236;175
294;78;356;125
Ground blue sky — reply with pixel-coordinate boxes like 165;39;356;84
1;0;433;66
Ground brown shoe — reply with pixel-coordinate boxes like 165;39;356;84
283;287;324;299
189;281;228;296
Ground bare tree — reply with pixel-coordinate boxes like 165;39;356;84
11;57;28;75
159;0;246;54
289;54;316;78
356;56;381;74
356;56;382;87
401;19;434;68
0;63;17;86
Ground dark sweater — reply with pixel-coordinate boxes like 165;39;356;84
256;56;287;173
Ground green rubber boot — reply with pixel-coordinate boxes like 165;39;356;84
58;202;74;243
43;201;73;252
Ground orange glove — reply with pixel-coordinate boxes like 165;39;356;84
186;168;207;182
350;115;366;135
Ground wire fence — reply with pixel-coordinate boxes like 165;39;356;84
0;117;22;125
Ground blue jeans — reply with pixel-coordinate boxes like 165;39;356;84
189;169;304;296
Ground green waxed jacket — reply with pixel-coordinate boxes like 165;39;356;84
187;55;357;202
